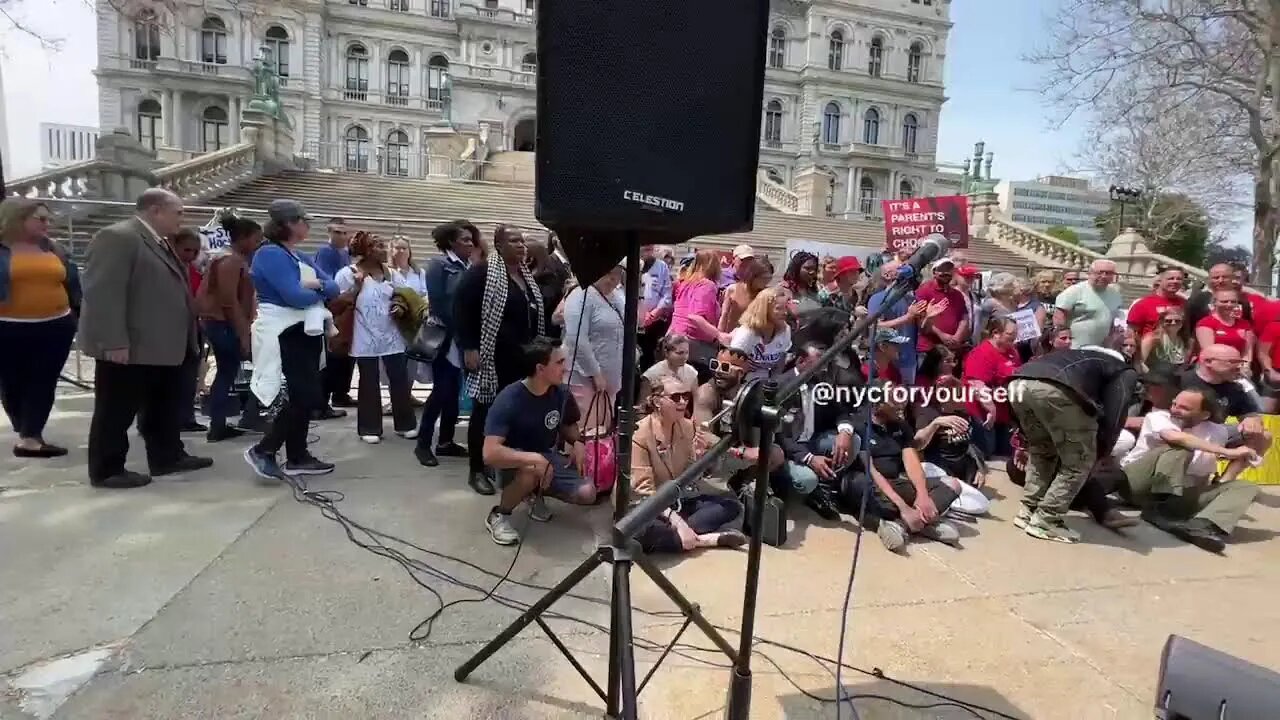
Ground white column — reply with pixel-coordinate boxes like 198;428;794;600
844;166;856;218
161;90;173;146
888;170;897;200
231;96;241;142
852;167;863;214
172;91;183;151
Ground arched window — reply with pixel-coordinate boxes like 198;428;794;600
768;27;786;68
863;108;880;145
201;106;229;152
902;113;918;154
136;98;162;151
868;35;884;77
521;51;537;73
899;178;915;200
386;130;410;176
907;42;923;83
345;44;369;100
427;55;450;108
200;17;228;65
858;176;876;216
828;30;844;71
430;0;450;18
133;11;160;63
763;100;783;146
265;26;290;81
386;49;410;104
345;126;370;172
822;102;841;146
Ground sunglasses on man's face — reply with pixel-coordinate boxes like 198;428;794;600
708;358;743;374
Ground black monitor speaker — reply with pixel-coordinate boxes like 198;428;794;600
1155;635;1280;719
534;0;770;284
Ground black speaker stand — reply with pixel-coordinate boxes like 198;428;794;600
453;239;747;719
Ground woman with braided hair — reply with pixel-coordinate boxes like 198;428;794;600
453;224;546;495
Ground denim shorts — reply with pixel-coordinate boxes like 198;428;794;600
497;450;591;501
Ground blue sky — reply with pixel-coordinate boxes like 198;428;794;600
936;1;1083;183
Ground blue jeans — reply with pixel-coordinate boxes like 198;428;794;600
785;430;861;495
202;320;240;428
416;352;462;451
969;417;1012;459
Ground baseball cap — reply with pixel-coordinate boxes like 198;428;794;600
957;265;980;278
875;328;910;345
732;244;756;260
931;258;956;271
834;256;863;278
268;199;311;224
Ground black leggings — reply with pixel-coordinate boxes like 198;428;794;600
637;495;742;554
465;365;523;474
255;323;325;463
0;315;75;440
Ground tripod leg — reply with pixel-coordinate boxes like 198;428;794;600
634;554;738;661
612;559;640;720
454;550;604;681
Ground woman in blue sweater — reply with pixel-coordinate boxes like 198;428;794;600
243;200;341;480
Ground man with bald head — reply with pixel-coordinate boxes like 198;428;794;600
79;188;213;489
1053;259;1121;348
1180;344;1273;455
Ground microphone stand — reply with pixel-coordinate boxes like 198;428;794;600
455;236;950;720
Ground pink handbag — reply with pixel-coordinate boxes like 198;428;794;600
582;391;618;494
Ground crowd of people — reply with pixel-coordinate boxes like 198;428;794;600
0;191;1272;557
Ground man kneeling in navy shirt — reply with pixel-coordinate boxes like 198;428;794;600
482;337;598;546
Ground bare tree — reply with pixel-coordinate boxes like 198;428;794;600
1072;89;1249;249
1028;0;1280;281
0;0;64;49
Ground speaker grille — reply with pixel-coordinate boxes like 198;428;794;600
535;0;769;237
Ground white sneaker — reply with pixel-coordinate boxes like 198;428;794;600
486;510;520;545
1013;506;1033;529
876;520;907;552
397;429;419;440
361;435;381;444
528;495;553;522
919;520;960;546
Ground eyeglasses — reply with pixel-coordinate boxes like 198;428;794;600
1163;318;1182;325
1217;300;1241;305
708;358;744;374
666;392;692;404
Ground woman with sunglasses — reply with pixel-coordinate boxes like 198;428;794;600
1195;288;1253;360
631;377;747;553
0;198;80;458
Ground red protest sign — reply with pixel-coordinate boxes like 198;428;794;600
882;195;969;252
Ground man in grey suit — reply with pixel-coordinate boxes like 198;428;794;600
79;188;214;488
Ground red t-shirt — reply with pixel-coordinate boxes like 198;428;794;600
961;340;1021;423
1260;322;1280;367
1196;314;1250;355
188;264;203;296
915;280;967;352
1127;293;1185;338
862;362;903;384
1245;292;1275;336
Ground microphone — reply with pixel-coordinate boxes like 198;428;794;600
895;233;952;282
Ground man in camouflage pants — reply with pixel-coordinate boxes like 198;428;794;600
1008;346;1137;543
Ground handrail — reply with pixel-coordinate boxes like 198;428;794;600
6;159;104;187
153;142;254;179
989;217;1105;262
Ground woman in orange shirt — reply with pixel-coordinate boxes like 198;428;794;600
0;198;81;458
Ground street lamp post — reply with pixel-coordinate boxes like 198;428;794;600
1109;185;1142;232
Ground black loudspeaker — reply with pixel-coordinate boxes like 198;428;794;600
534;0;770;283
1155;635;1280;719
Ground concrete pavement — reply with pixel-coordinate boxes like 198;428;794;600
3;388;1279;719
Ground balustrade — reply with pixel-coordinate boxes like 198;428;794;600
153;142;257;199
755;169;800;214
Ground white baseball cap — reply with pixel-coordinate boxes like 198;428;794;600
732;244;756;260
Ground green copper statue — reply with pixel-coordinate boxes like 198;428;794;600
246;46;290;127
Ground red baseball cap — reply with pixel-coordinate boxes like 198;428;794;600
957;265;980;278
834;256;863;278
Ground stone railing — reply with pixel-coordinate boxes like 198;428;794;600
986;217;1103;269
5;160;158;201
755;169;800;214
153;142;257;200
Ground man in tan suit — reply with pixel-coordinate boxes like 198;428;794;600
80;188;213;488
